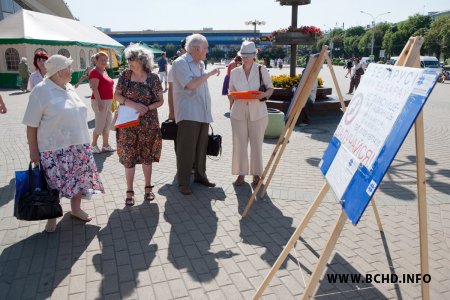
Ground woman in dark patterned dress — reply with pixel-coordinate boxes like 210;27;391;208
114;44;164;206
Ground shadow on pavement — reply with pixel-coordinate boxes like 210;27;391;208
93;151;115;173
235;182;294;269
0;177;15;209
316;253;390;299
160;183;226;282
93;203;159;298
0;213;100;299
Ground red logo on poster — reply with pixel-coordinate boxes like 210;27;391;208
344;93;363;125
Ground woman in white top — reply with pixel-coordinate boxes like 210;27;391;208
227;41;274;186
23;55;104;233
27;50;48;91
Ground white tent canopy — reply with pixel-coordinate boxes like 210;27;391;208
0;9;123;49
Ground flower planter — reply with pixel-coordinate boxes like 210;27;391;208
273;32;317;46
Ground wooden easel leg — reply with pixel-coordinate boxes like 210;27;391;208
253;183;330;299
325;54;347;112
301;209;347;299
370;199;384;232
414;111;430;300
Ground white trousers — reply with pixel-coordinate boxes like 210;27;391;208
231;115;268;176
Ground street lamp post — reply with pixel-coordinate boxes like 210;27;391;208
360;11;390;56
245;20;265;42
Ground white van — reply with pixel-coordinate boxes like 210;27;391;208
389;56;441;71
420;56;440;69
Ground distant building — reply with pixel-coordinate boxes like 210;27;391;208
0;0;74;21
428;10;450;20
108;30;271;52
96;26;112;33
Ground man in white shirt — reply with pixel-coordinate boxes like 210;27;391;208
171;34;222;195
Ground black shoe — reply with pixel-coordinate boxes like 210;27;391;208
194;179;216;187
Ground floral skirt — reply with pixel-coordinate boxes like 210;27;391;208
40;144;104;199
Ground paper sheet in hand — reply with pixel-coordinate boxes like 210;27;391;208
114;105;140;129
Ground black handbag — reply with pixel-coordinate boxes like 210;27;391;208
258;65;268;101
161;119;178;140
207;125;222;157
16;163;62;221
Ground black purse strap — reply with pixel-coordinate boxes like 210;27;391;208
258;65;263;88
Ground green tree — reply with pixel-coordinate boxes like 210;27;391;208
163;43;176;58
227;48;238;59
209;47;225;62
424;16;450;60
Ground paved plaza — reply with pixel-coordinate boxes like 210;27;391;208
0;65;449;299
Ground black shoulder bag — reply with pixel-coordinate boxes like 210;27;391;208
258;65;268;101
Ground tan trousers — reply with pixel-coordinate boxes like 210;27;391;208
91;99;112;136
231;115;268;176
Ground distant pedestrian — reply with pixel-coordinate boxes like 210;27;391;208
277;58;283;69
347;57;364;94
222;55;242;104
28;51;48;91
345;58;353;78
18;57;30;92
158;53;168;91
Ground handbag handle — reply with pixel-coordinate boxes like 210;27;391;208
27;162;47;193
209;124;214;135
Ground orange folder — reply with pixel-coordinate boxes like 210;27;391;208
230;90;260;100
114;105;140;129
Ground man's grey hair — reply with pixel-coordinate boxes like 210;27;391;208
185;34;208;54
20;57;27;63
124;44;154;73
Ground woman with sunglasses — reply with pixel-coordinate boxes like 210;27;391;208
114;44;164;206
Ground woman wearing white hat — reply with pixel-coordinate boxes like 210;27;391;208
227;41;274;186
23;55;104;232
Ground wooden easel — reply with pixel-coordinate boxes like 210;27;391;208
253;36;430;300
241;46;384;234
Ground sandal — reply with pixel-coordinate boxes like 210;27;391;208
70;210;93;222
234;175;245;186
125;190;135;206
144;185;155;201
252;176;260;185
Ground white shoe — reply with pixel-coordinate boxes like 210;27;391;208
102;145;115;152
91;145;101;154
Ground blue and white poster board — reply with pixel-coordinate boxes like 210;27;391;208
319;64;438;225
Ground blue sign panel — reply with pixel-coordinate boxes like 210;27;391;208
320;65;438;224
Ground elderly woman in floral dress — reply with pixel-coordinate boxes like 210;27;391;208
23;55;104;232
114;44;164;206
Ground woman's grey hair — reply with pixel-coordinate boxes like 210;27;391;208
20;57;27;63
185;34;208;54
124;44;154;73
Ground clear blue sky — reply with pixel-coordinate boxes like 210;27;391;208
65;0;448;33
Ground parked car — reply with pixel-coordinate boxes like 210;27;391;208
389;56;442;72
